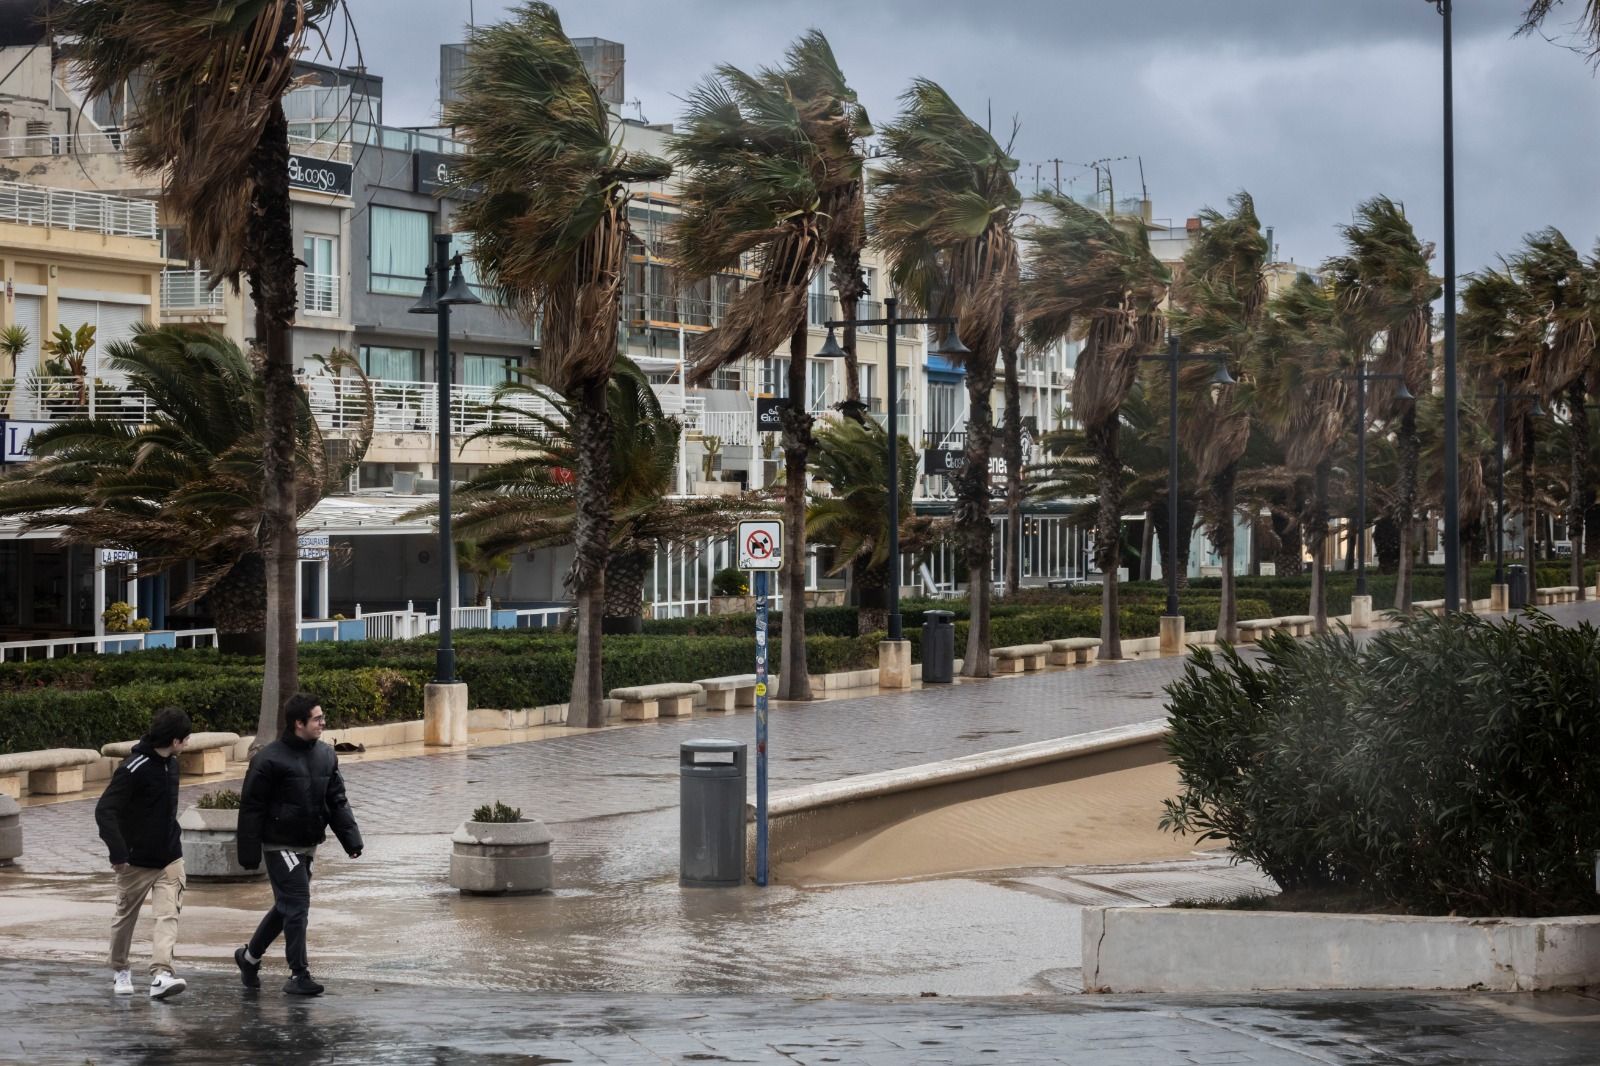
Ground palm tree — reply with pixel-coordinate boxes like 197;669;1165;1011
421;359;760;633
445;3;670;727
872;80;1021;677
1018;192;1167;656
806;418;917;635
0;325;369;651
1520;2;1600;49
1324;197;1439;611
58;0;342;742
1167;193;1268;643
1252;273;1358;630
999;305;1024;596
671;31;867;700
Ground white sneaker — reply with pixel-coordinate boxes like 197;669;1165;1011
149;973;187;1000
113;970;133;995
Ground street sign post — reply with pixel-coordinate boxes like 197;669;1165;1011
737;518;782;886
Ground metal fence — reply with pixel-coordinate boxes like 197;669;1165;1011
0;180;157;239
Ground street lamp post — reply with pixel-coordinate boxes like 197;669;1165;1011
1141;334;1234;621
1431;0;1463;611
409;233;482;685
1346;362;1414;600
819;298;968;644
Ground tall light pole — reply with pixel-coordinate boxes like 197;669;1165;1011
409;233;482;683
819;299;968;641
1433;0;1463;611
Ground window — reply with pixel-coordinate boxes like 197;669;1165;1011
359;345;422;382
302;235;339;314
760;357;790;398
462;354;518;389
857;364;876;405
808;360;831;411
928;380;962;434
448;232;489;303
369;206;431;295
895;366;911;416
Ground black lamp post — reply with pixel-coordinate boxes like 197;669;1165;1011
820;297;968;641
1141;334;1235;618
1430;0;1463;611
408;232;482;684
1347;362;1415;597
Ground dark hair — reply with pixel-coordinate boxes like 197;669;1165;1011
282;692;322;730
147;708;193;748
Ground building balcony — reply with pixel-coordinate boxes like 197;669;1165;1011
160;269;226;314
0;180;157;240
301;271;340;316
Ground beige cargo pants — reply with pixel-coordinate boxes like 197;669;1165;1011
108;858;185;976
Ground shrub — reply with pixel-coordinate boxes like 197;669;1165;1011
471;800;523;823
711;567;748;597
196;789;241;810
1161;612;1600;916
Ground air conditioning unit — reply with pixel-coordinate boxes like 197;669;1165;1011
392;470;418;494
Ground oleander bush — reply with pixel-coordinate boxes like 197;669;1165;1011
1160;611;1600;917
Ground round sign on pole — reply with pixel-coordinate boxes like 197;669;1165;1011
738;519;783;570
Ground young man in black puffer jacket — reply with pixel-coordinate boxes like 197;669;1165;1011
95;707;192;1000
235;692;363;996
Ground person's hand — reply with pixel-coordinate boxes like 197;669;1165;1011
239;861;259;872
345;848;362;859
112;862;129;873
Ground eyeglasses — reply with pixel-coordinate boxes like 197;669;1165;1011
309;715;327;724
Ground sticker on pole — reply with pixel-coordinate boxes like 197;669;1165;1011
739;519;783;571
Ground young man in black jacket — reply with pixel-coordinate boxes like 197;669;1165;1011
235;692;363;996
95;707;192;999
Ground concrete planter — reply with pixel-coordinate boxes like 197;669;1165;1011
103;636;144;655
300;622;336;643
1081;906;1600;993
178;808;263;882
449;818;553;896
0;795;20;865
336;618;368;641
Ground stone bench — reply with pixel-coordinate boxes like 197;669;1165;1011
0;749;102;798
695;675;758;713
1235;619;1281;643
1278;615;1315;637
1413;598;1447;616
1535;586;1579;606
991;643;1050;674
101;732;241;777
610;682;702;721
1047;637;1100;666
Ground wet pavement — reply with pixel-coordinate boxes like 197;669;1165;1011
5;958;1599;1065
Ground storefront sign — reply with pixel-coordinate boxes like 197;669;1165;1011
923;448;966;475
414;150;467;196
287;154;353;196
298;534;331;561
0;419;48;464
756;396;788;432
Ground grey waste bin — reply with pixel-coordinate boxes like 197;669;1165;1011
680;739;747;887
922;610;955;684
1508;565;1528;610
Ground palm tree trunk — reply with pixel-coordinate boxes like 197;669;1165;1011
856;563;889;636
831;255;867;424
1092;418;1124;658
208;553;268;657
1153;492;1196;590
1521;414;1536;581
1393;405;1419;612
567;377;613;727
1212;463;1238;643
1569;382;1588;600
960;354;997;678
248;92;300;750
777;325;813;700
1309;459;1331;632
602;548;651;634
1001;334;1023;597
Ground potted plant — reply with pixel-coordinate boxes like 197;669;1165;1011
709;566;752;615
448;800;552;896
178;789;263;882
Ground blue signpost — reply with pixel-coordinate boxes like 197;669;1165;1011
738;518;782;887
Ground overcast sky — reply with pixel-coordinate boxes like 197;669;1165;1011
333;0;1600;277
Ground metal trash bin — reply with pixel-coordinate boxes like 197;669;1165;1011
680;739;747;887
1508;565;1528;610
922;610;955;684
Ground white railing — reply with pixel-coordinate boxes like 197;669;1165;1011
161;269;225;312
287;135;352;163
0;130;129;157
301;272;339;315
355;605;428;641
9;377;154;423
172;629;219;649
700;409;757;447
511;607;569;629
0;180;157;239
304;377;564;437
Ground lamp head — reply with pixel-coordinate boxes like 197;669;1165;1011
815;326;847;359
1209;361;1237;387
1529;396;1547;418
1395;380;1415;402
407;267;439;315
438;256;482;306
932;328;971;359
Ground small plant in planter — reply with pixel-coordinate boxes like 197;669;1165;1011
712;567;748;598
180;789;260;882
449;800;552;896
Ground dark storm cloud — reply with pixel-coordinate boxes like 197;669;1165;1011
333;0;1600;276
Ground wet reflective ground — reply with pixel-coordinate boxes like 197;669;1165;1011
5;958;1598;1066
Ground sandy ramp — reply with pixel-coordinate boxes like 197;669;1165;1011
786;761;1221;885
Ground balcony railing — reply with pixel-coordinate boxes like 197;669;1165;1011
627;293;730;328
0;131;348;163
8;377;155;423
807;293;889;334
301;272;340;315
0;180;157;239
160;269;225;313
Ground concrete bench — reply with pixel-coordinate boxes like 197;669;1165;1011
1413;598;1447;616
610;682;702;721
0;749;101;798
101;732;241;777
1235;619;1281;644
1047;637;1100;666
1535;586;1579;606
1278;615;1315;637
696;674;758;713
991;643;1050;673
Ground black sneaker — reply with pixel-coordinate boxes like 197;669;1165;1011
283;972;325;996
234;947;261;989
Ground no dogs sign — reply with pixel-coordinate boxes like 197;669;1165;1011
738;519;783;571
